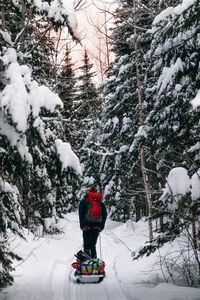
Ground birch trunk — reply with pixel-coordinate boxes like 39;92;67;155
133;0;153;241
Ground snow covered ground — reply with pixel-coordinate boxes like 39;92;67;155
1;212;200;300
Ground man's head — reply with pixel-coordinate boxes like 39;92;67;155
89;185;97;192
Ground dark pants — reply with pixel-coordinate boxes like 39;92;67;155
83;229;99;258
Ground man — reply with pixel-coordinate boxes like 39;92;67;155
79;185;107;258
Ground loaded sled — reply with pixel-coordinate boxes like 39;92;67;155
71;250;105;284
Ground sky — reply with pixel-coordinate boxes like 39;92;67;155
72;0;116;81
52;0;116;83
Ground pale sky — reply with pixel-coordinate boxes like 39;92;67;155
54;1;116;82
72;0;116;81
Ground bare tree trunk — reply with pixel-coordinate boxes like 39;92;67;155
191;210;198;250
104;10;110;68
17;0;27;52
86;1;112;80
133;0;153;241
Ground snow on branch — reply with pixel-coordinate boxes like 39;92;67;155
0;48;63;161
55;139;82;175
160;167;200;207
191;90;200;108
152;0;196;27
150;0;196;35
27;0;80;42
1;48;63;132
157;58;184;95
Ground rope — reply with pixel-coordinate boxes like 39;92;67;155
108;229;135;256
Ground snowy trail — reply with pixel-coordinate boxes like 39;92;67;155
1;213;130;300
1;213;200;300
66;230;130;300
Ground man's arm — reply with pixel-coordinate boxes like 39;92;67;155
79;200;86;230
100;202;107;230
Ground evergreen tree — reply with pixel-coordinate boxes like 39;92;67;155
0;0;57;88
0;0;81;287
133;0;200;265
0;178;22;287
73;49;99;120
70;49;101;195
96;0;159;221
26;21;57;88
139;0;200;181
57;45;77;119
71;49;99;152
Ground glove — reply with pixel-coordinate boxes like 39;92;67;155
93;226;101;232
83;226;91;231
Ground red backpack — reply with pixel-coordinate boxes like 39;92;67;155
86;191;102;223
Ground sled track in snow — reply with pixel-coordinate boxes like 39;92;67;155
49;261;68;300
63;231;131;300
66;270;128;300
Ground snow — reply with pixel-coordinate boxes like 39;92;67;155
1;48;63;132
0;113;33;162
157;58;184;95
161;167;200;205
104;180;114;197
191;89;200;108
55;139;82;175
153;0;195;25
0;47;66;162
46;0;80;41
174;0;195;15
191;170;200;201
1;212;200;300
16;1;80;41
161;167;190;197
151;0;196;34
112;116;119;129
152;7;174;26
2;61;30;132
29;82;63;118
0;31;13;46
188;142;200;152
119;145;129;153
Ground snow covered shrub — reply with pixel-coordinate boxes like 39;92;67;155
134;167;200;286
157;238;200;287
0;179;23;288
0;238;21;288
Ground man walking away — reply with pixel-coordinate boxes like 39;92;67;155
79;185;107;258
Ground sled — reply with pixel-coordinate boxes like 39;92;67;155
72;250;106;284
76;272;105;284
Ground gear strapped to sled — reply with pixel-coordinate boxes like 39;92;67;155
71;250;105;283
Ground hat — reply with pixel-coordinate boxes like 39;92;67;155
89;185;97;192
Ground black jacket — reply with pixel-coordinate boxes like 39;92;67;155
79;197;107;230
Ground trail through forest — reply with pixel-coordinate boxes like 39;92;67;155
1;213;200;300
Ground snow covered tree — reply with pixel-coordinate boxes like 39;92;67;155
71;49;99;153
96;0;160;222
0;0;81;287
0;178;22;287
139;0;200;176
0;0;58;88
133;1;200;279
57;45;77;119
135;167;200;285
73;49;99;120
69;49;102;196
26;22;57;88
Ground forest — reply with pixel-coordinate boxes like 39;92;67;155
0;0;200;290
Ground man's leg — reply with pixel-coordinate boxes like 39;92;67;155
90;230;99;258
83;230;93;257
